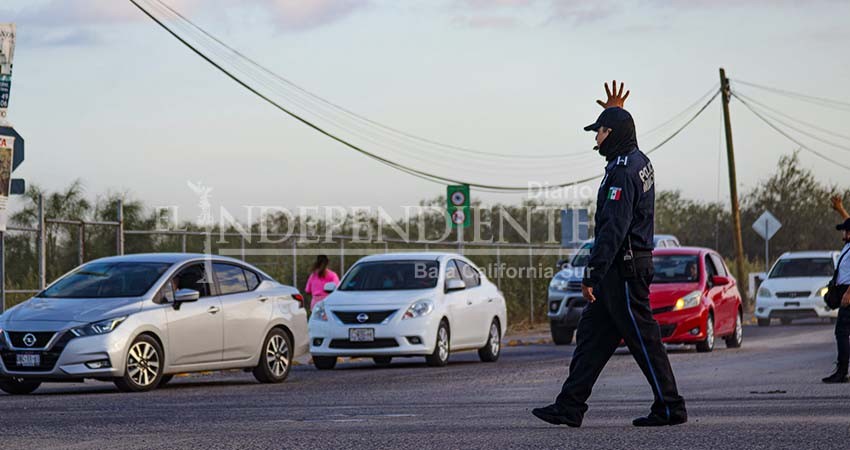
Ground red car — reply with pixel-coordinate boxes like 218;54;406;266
650;247;744;352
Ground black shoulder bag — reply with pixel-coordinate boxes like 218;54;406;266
824;246;850;310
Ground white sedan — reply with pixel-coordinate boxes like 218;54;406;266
308;253;507;369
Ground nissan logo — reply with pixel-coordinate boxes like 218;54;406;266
356;313;369;323
22;333;37;347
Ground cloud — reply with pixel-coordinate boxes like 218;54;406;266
4;0;370;48
452;15;522;29
266;0;369;31
449;0;841;29
17;29;101;48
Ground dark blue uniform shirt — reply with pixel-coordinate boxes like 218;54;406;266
583;147;656;288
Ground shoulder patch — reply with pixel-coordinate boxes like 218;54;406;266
607;187;622;201
614;156;629;166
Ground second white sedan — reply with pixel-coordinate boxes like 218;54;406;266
308;253;507;369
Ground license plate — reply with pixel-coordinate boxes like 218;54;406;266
16;353;40;368
349;328;375;342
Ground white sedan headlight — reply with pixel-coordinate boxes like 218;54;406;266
757;286;772;298
403;300;434;320
70;316;126;337
818;286;829;298
311;302;328;321
673;291;701;311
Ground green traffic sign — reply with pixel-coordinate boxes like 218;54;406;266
446;185;470;228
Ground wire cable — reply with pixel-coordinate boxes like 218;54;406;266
731;91;850;171
733;79;850;112
131;0;721;191
730;89;850;142
733;91;850;153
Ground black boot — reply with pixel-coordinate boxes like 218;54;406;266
633;412;688;427
822;369;849;384
531;404;582;427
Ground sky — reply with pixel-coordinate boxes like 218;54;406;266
2;0;850;222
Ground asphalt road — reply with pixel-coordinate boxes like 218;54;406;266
1;321;848;449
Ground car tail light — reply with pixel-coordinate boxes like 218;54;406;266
292;293;305;308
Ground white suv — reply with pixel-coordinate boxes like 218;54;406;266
755;251;839;326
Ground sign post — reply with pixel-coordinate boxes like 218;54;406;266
561;208;590;248
447;185;470;253
752;210;782;271
0;23;17;314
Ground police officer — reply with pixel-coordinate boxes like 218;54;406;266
533;81;687;427
822;218;850;383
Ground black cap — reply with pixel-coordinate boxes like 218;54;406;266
584;107;633;132
837;218;850;231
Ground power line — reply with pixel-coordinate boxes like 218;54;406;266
151;0;717;163
733;79;850;112
731;91;850;171
733;89;850;141
145;0;606;177
131;0;720;192
733;91;850;153
150;0;586;161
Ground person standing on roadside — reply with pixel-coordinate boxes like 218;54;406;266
823;218;850;383
304;255;340;310
533;81;687;427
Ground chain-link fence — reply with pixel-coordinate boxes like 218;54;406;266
1;196;574;326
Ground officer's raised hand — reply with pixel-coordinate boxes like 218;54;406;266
596;80;630;109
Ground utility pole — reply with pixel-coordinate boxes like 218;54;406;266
719;68;747;289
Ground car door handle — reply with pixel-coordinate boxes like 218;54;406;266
258;296;269;303
487;297;495;303
467;300;473;305
207;306;220;315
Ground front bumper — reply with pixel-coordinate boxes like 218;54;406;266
654;305;710;344
754;296;837;320
0;327;131;380
547;290;586;328
309;314;441;357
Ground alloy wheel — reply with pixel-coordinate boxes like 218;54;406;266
438;326;449;362
266;334;290;378
489;322;500;356
706;317;715;349
127;341;160;387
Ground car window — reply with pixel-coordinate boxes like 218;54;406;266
709;254;728;277
214;263;249;295
173;263;215;298
338;260;439;291
245;270;260;290
39;262;171;299
445;260;463;283
705;255;719;280
570;242;593;267
769;258;835;278
456;260;481;288
652;255;699;283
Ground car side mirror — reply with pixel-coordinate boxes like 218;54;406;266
556;259;571;270
175;288;200;303
445;279;467;292
323;282;337;293
711;276;731;286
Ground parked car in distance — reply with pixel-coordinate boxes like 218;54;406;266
308;253;507;369
0;254;308;395
650;247;743;352
548;234;681;345
755;251;839;326
654;234;681;248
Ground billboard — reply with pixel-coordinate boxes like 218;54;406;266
0;23;16;119
0;134;13;231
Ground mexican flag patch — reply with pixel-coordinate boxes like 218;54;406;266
607;187;622;201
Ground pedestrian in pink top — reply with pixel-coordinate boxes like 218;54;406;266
305;255;340;310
